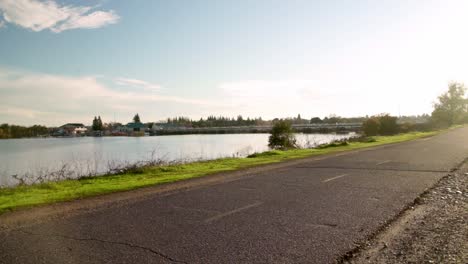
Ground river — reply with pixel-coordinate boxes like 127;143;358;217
0;133;355;186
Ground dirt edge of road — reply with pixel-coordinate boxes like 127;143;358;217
338;158;468;264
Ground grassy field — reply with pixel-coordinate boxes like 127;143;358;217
0;131;440;214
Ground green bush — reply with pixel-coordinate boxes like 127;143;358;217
268;120;297;149
362;114;399;136
363;117;380;136
378;114;399;135
247;151;282;158
317;141;349;149
398;122;413;133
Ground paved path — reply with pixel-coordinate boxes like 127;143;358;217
1;127;467;264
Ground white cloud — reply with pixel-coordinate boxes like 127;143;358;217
0;68;219;126
52;9;119;33
115;77;162;92
0;20;5;28
0;0;119;33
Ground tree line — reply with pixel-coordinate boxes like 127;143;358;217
269;82;467;149
166;116;267;127
2;82;466;139
165;114;367;128
0;124;49;139
362;82;468;136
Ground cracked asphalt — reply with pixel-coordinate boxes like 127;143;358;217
1;127;467;264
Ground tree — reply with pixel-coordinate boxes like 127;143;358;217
97;116;103;130
0;124;9;138
92;116;103;131
362;117;380;136
236;115;243;123
362;114;399;136
268;120;296;149
92;116;98;131
310;117;322;124
377;114;398;135
431;82;467;127
133;113;141;123
0;123;48;138
324;114;340;124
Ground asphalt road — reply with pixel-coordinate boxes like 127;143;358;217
1;127;467;264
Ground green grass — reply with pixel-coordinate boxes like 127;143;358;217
0;131;440;214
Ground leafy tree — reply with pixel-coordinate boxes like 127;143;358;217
0;124;9;138
431;82;467;127
377;114;399;135
97;116;103;130
92;116;98;130
310;117;322;124
92;116;103;131
0;123;48;138
362;117;380;136
268;120;296;149
323;114;341;124
362;114;398;136
133;113;141;123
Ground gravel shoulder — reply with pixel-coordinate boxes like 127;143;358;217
342;162;468;264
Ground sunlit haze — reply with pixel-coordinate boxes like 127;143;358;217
1;0;468;126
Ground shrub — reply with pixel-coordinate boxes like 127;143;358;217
398;122;413;133
378;114;399;135
317;140;349;149
363;117;380;136
247;151;282;158
363;114;399;136
268;120;297;149
431;82;467;127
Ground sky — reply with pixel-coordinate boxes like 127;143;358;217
1;0;468;126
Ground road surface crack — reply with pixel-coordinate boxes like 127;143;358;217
14;229;188;264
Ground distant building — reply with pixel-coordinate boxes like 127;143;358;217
57;123;87;136
125;122;146;132
149;123;164;131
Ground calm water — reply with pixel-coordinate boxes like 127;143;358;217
0;133;355;186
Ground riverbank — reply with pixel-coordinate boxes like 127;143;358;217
0;131;440;214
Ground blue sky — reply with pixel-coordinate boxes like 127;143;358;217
1;0;467;126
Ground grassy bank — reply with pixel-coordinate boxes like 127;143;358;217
0;131;440;214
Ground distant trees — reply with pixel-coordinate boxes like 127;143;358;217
362;82;468;136
362;117;380;136
320;115;366;124
378;114;399;135
362;114;399;136
310;117;322;123
166;115;267;127
323;114;340;124
92;116;103;131
431;82;468;127
290;113;309;125
268;120;297;149
0;124;48;139
133;113;141;123
161;115;371;128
